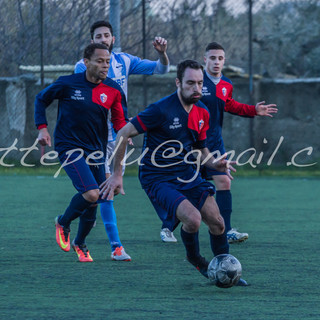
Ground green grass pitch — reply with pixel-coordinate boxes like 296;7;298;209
1;174;319;320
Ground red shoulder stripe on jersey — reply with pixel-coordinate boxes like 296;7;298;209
136;115;147;132
218;79;256;116
92;83;127;131
216;80;232;102
188;105;210;141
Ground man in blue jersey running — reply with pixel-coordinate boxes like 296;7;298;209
75;20;170;260
159;42;277;244
35;43;128;262
99;60;248;285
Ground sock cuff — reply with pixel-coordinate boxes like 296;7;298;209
216;190;231;195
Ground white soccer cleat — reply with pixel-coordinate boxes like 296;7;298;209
111;246;131;261
160;228;178;243
227;228;249;243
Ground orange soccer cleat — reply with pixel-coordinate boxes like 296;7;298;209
55;216;70;252
71;240;93;262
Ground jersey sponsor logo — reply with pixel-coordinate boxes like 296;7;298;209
71;89;85;101
222;87;227;96
100;93;108;103
199;119;204;130
202;86;211;96
169;117;182;129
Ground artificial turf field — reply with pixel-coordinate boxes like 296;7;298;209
1;174;319;320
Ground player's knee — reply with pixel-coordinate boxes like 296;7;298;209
186;214;201;233
83;189;99;203
215;216;226;234
208;213;225;235
214;176;231;190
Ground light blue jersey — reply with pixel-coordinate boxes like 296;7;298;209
75;51;169;141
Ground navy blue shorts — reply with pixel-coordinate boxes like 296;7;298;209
145;180;215;231
59;151;106;194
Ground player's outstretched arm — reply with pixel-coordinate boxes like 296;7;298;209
37;127;51;147
255;101;278;117
100;122;139;200
152;37;169;66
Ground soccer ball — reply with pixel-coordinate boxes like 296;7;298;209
208;254;242;288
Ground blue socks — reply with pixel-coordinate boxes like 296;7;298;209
180;227;200;260
58;193;93;228
216;190;232;232
100;200;122;251
209;231;229;256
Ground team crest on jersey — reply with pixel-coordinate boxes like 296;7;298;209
199;119;204;130
222;87;227;96
100;93;108;103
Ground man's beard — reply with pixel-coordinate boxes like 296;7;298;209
180;91;202;105
106;42;113;53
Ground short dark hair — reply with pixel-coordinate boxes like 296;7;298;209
90;20;113;39
177;60;203;82
83;43;109;60
205;42;225;52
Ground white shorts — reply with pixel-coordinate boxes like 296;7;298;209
105;140;126;175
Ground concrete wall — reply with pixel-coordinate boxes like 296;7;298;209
0;74;319;167
127;75;320;167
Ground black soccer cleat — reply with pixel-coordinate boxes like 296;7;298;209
187;255;209;278
236;278;249;286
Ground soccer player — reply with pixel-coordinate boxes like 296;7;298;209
100;60;248;285
159;42;278;243
75;20;170;259
35;43;128;262
200;42;277;243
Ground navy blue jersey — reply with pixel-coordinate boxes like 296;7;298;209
201;71;256;152
34;72;127;160
131;92;210;189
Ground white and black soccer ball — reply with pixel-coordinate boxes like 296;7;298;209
208;254;242;288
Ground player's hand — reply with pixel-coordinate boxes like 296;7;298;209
152;37;167;54
37;127;51;147
255;101;278;117
213;153;236;180
99;174;125;201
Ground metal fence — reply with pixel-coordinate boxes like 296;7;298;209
0;0;319;79
1;0;320;155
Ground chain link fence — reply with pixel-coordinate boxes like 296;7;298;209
1;0;319;164
0;0;319;78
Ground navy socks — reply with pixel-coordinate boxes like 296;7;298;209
58;193;93;228
74;205;97;245
216;190;232;232
180;227;200;260
209;231;229;256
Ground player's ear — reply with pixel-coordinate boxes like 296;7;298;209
175;78;180;88
83;58;89;67
112;36;115;44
